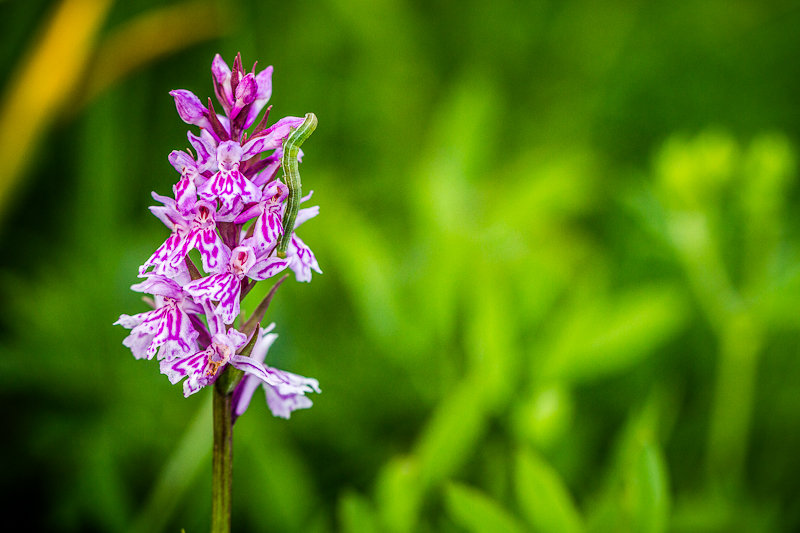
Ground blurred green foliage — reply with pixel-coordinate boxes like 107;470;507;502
3;0;800;532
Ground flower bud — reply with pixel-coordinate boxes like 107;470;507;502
170;90;210;128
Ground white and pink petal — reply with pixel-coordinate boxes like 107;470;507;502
287;234;321;282
264;384;314;419
185;273;241;324
249;256;288;281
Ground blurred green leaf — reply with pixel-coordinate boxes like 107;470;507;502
540;285;688;384
338;490;379;533
128;396;212;533
444;482;529;533
464;271;519;412
375;456;422;533
740;133;796;290
512;383;574;450
586;391;671;533
515;447;584;533
236;418;320;532
656;130;739;211
629;443;670;533
415;377;489;490
319;190;404;345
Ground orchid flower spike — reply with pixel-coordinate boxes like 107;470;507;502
118;52;321;417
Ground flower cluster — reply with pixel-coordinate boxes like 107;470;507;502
116;53;320;419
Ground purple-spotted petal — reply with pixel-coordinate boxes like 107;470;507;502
203;298;226;337
229;348;319;418
232;374;261;421
198;169;262;210
216;141;243;169
249;256;288;281
184;272;241;324
249;323;278;364
264;384;314;419
116;299;199;361
254;66;274;102
115;313;144;329
170;260;194;287
173;176;197;214
121;324;156;360
214;197;245;223
266;180;290;203
246;116;305;153
159;349;210;396
168;150;196;175
212;54;231;83
170;89;212;131
287;234;321;282
294;206;319;229
241;135;276;160
226;328;248;352
130;275;184;300
139;233;185;277
195;228;227;274
211;54;233;111
149;192;187;230
167;152;201;211
229;245;257;278
251;155;282;187
187;131;217;173
230;355;319;394
150;305;200;361
234;203;262;225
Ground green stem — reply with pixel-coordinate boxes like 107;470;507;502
211;381;233;533
706;312;761;486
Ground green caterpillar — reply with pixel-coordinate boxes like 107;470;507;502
277;113;317;258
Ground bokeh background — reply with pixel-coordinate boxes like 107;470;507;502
3;0;800;531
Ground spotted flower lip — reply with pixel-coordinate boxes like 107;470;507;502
234;185;320;270
159;301;249;397
115;275;202;361
287;234;322;282
118;52;321;421
197;140;264;210
168;151;200;213
183;243;289;324
234;180;290;255
139;193;226;277
159;307;319;401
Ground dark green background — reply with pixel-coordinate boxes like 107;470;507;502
3;0;800;531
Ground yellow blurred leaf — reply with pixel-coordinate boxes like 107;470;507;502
0;0;112;217
0;0;227;219
81;1;226;105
